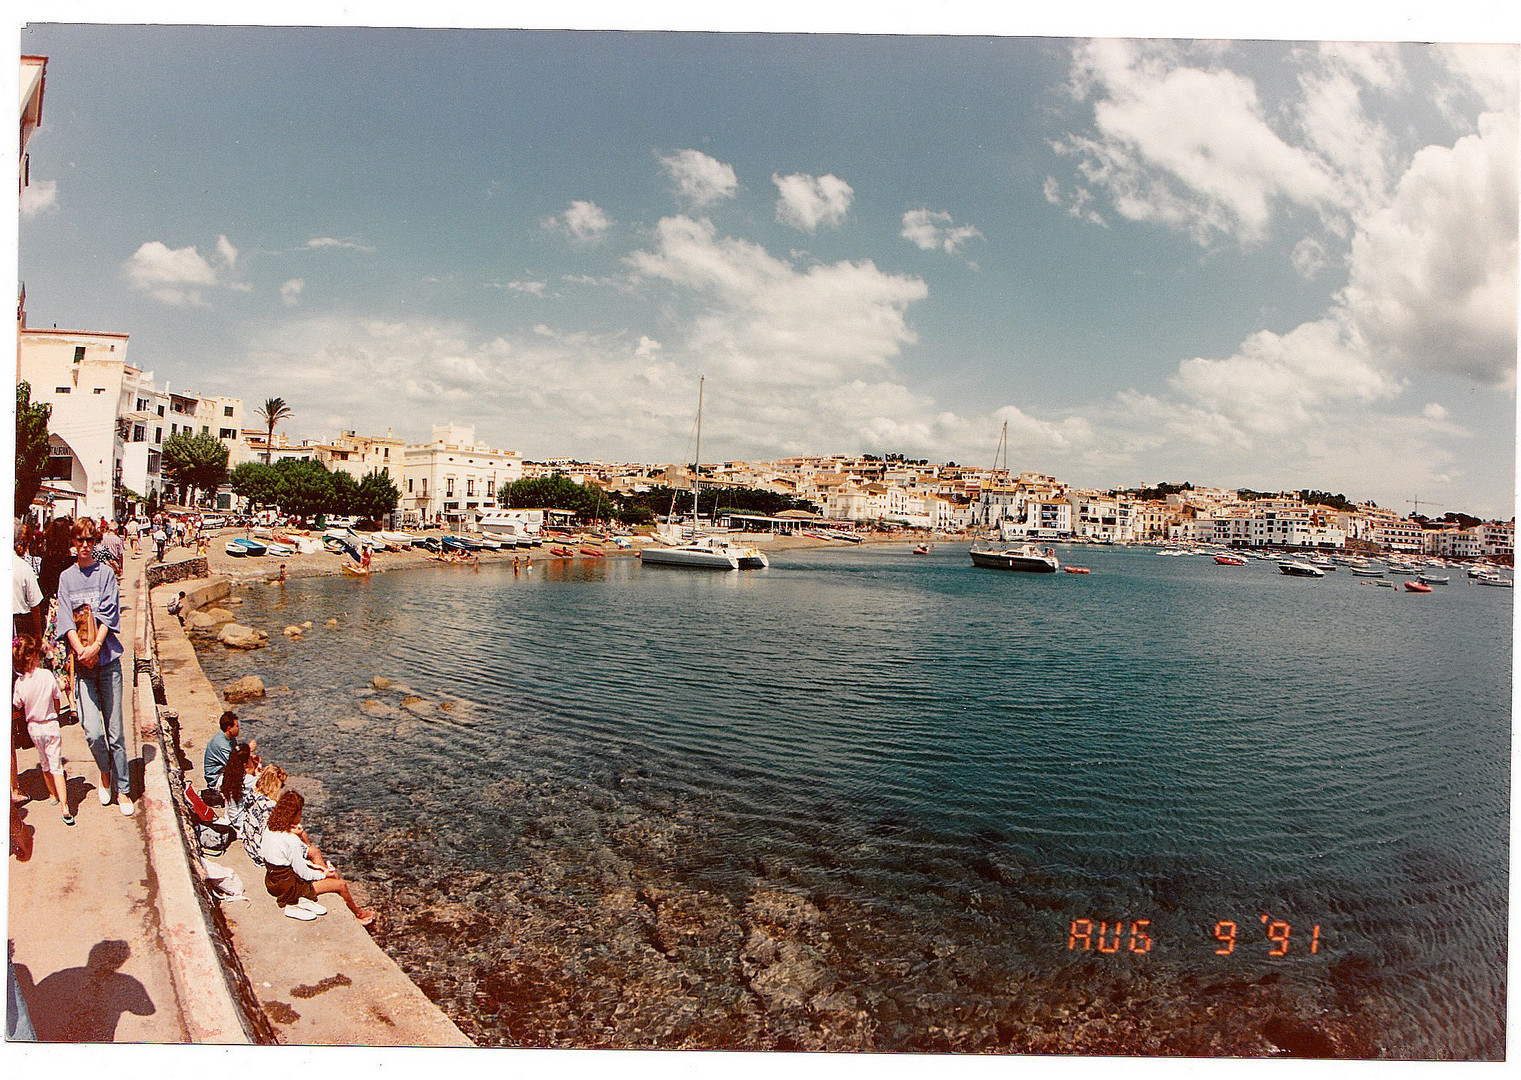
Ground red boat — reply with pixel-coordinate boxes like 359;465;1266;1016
550;545;576;558
579;546;605;558
1214;554;1247;566
1404;581;1433;593
1063;566;1091;574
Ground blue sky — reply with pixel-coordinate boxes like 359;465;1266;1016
16;9;1520;518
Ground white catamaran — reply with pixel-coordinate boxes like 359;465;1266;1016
639;376;770;571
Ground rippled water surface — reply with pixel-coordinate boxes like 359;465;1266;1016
198;546;1510;1057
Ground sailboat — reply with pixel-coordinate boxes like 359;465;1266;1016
639;377;769;571
968;420;1060;573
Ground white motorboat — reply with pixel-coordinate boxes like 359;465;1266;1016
1475;573;1513;587
1278;561;1325;578
970;541;1060;573
1417;573;1450;585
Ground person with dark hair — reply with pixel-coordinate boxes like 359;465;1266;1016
203;711;255;791
258;791;376;924
218;743;261;827
55;518;131;816
13;527;44;639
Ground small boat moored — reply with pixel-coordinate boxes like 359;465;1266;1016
969;542;1060;573
1278;561;1325;578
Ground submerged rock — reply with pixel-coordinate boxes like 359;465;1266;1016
217;623;269;650
222;675;266;703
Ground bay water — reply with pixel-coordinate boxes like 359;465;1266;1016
195;544;1510;1056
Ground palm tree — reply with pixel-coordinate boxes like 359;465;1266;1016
257;397;293;465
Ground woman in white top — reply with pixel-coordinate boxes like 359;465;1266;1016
258;790;376;925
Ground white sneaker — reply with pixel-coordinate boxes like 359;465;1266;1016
119;797;135;817
283;904;318;921
297;897;328;916
98;787;112;806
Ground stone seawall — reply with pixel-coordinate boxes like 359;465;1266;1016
147;556;209;589
149;575;474;1046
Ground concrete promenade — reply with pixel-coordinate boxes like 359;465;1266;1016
8;547;219;1042
8;546;470;1048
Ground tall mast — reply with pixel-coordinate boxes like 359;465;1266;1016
693;375;704;521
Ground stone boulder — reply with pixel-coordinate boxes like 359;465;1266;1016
372;676;393;690
217;623;270;650
222;675;266;704
282;625;303;638
187;607;235;630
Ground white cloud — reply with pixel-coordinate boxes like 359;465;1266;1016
20;178;57;217
304;237;375;252
900;209;984;256
1340;111;1518;388
123;240;223;306
545;200;611;242
280;278;304;306
1043;175;1107;227
1060;39;1342;246
1423;402;1450;421
1291;236;1329;280
773;172;854;231
659;149;738;206
216;234;239;269
627;215;927;387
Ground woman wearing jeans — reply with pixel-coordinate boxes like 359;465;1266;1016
54;518;132;816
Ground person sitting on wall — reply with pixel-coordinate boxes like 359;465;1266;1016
258;790;376;925
203;711;255;793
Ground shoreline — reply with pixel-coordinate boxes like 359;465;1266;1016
182;527;959;586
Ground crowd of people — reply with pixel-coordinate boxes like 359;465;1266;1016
199;710;375;925
12;515;132;825
12;510;377;931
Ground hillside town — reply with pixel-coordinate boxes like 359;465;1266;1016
17;323;1514;563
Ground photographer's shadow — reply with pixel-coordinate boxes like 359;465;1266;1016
13;939;156;1041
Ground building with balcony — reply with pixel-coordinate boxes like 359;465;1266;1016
401;423;523;527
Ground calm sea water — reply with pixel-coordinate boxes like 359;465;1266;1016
197;545;1510;1057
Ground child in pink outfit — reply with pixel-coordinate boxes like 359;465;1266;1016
12;634;73;825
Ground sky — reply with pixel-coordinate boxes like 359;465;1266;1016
14;6;1521;519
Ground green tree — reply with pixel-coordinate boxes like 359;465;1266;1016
15;381;53;518
161;431;230;505
273;458;335;523
330;470;360;517
354;469;401;523
229;461;281;510
257;397;293;465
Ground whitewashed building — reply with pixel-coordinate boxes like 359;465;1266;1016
19;327;144;520
401;423;523;527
